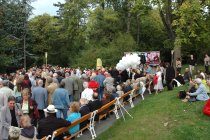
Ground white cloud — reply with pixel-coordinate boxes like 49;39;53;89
31;0;65;18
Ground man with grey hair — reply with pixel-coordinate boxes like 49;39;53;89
32;79;48;119
70;70;82;101
186;78;209;101
103;73;114;91
0;80;13;110
29;71;36;91
81;82;94;101
61;72;74;102
52;73;59;84
79;98;90;129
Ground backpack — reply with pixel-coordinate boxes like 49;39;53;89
177;90;186;99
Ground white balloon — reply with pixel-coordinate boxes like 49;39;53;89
119;60;123;64
116;53;141;70
116;63;125;71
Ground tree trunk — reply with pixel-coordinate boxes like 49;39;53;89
173;44;181;75
158;0;181;72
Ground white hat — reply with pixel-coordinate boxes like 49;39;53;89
44;105;57;113
195;78;202;84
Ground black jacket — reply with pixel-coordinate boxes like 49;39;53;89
88;99;102;121
189;58;196;66
79;105;90;129
166;66;175;81
37;115;71;139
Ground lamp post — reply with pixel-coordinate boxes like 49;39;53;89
45;52;48;67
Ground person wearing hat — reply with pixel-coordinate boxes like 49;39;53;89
186;78;209;101
88;75;99;93
37;105;71;139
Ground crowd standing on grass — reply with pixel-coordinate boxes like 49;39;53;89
0;55;210;139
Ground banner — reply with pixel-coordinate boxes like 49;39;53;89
124;51;160;65
96;58;102;70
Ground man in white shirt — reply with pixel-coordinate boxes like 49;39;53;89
81;82;94;101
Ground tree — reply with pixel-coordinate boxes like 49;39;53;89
86;7;121;47
53;0;89;66
153;0;210;67
0;0;33;72
26;0;209;69
173;0;210;62
29;14;69;66
74;33;137;68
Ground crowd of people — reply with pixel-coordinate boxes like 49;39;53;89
0;54;210;140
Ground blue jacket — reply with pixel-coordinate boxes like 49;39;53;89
52;88;70;109
66;112;81;134
32;86;48;110
95;74;105;88
189;83;209;101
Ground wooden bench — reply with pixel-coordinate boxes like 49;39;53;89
41;88;137;140
99;113;107;121
132;87;140;99
64;100;118;139
50;113;91;139
41;136;47;140
64;124;90;140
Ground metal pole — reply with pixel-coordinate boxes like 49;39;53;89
45;52;48;67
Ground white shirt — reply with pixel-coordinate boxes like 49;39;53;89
22;101;29;114
81;88;94;101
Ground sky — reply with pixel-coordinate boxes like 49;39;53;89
31;0;65;18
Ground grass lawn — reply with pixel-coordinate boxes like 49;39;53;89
96;86;210;140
